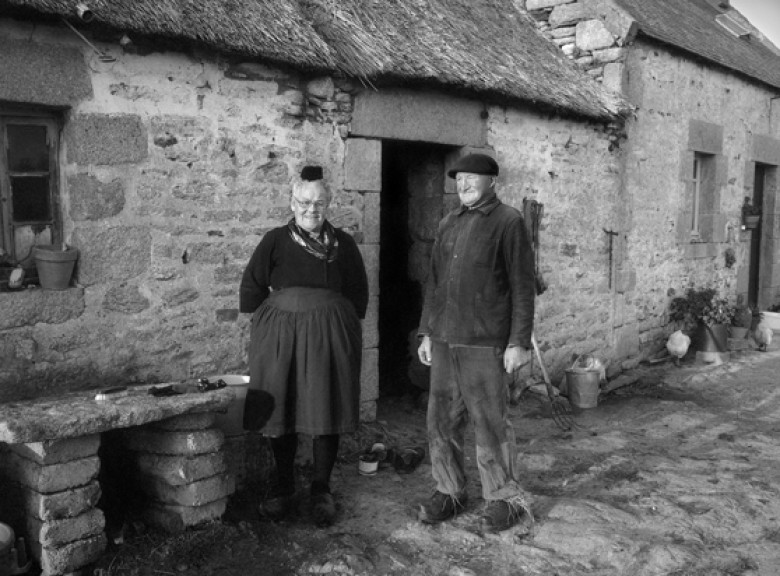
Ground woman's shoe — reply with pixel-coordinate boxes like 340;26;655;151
392;446;425;474
257;486;295;521
311;482;336;527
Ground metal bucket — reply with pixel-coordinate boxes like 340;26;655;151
565;370;600;409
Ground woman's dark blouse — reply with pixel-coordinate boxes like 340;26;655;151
239;225;369;319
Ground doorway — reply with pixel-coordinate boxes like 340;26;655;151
378;140;454;396
747;163;766;309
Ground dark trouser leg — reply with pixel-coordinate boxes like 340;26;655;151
312;434;340;494
270;433;298;495
428;340;469;497
455;346;521;501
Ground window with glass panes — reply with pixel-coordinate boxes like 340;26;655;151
691;152;713;237
0;113;61;264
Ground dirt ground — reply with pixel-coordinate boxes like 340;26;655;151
92;344;780;576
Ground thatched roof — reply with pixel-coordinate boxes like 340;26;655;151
616;0;780;91
0;0;627;120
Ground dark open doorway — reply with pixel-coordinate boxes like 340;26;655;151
378;141;455;397
748;163;767;309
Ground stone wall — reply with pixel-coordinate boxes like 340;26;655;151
488;106;627;375
621;38;780;320
0;19;378;416
521;0;780;364
525;0;633;94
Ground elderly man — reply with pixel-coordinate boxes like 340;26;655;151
417;153;536;532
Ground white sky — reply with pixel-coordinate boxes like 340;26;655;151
730;0;780;48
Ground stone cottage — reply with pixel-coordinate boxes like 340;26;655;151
525;0;780;362
0;3;631;566
1;0;779;572
0;0;627;413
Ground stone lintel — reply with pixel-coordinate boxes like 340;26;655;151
351;89;487;147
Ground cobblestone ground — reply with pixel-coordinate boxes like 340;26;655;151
94;343;780;576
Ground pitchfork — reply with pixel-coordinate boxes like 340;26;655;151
530;333;578;431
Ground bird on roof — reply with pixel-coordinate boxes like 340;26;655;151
754;320;773;352
666;330;691;366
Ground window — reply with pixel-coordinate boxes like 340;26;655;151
0;112;61;266
691;152;713;238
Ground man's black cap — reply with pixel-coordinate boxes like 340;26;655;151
446;153;499;179
300;165;324;181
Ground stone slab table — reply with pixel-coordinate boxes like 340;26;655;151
0;385;235;576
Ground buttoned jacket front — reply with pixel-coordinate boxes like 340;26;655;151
419;193;535;349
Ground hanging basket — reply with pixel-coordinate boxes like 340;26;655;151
34;245;78;290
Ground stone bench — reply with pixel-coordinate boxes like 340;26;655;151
0;385;235;576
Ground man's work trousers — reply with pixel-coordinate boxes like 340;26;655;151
428;340;523;500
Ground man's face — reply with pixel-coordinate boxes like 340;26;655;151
291;181;330;233
455;172;494;207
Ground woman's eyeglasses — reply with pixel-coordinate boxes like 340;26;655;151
293;197;328;211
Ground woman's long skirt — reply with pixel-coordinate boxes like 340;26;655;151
247;287;362;437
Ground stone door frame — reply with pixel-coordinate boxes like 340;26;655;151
344;88;492;420
748;134;780;310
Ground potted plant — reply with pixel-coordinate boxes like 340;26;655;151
669;286;735;352
731;306;753;339
741;196;761;229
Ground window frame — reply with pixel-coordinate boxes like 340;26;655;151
0;108;62;264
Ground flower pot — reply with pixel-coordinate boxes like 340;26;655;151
743;215;760;229
693;323;728;353
34;245;78;290
729;326;749;339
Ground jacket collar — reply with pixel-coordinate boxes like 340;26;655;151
456;191;500;216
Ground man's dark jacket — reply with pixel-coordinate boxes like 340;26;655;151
419;193;535;349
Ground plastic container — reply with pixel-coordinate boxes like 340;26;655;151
565;370;600;409
0;523;14;576
358;454;378;476
209;374;250;436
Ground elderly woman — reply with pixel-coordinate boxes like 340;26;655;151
239;166;368;526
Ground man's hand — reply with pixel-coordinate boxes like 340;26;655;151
418;335;432;366
504;345;531;373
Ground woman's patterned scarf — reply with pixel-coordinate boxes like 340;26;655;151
287;218;339;262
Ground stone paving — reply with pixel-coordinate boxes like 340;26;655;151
228;342;780;576
59;342;780;576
